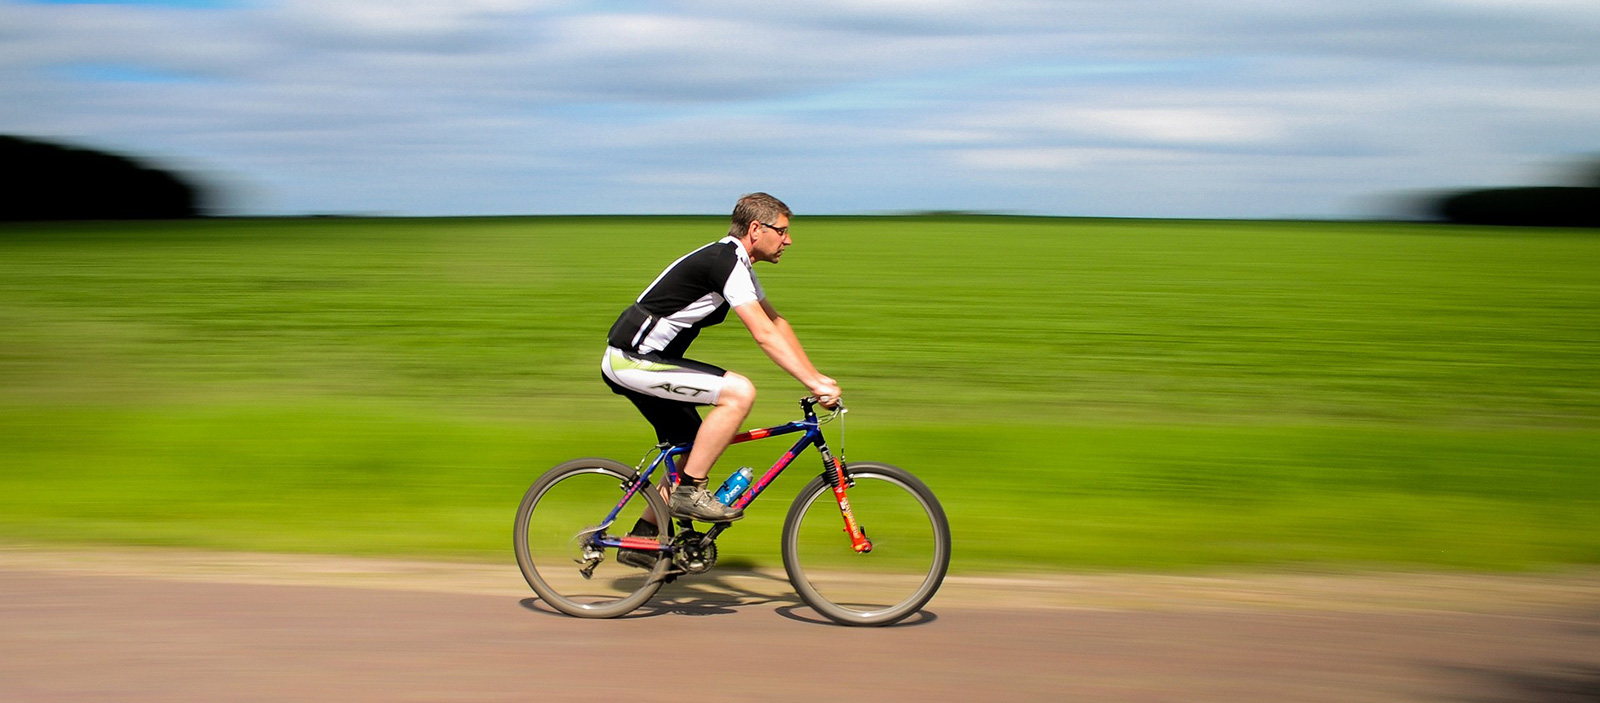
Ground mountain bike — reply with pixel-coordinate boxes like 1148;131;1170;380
514;397;950;626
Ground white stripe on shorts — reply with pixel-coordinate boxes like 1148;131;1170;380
601;347;728;405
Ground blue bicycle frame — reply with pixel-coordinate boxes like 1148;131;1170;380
591;397;870;554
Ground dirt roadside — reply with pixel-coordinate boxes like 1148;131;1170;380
5;544;1600;703
3;543;1597;614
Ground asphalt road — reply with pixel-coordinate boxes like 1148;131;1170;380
2;552;1598;702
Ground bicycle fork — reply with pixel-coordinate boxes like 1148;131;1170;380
820;446;873;554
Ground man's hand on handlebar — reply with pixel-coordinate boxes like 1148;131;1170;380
810;376;842;409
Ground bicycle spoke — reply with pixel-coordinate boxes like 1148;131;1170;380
783;462;950;626
515;460;670;618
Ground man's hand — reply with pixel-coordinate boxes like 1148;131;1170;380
810;376;842;408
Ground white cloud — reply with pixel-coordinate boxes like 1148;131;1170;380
1;0;1596;218
1086;109;1281;145
961;106;1285;146
549;13;735;54
272;0;566;36
955;146;1181;171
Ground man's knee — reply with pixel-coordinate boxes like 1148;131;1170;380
719;372;756;408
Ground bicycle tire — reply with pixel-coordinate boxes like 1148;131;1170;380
514;458;672;618
781;461;951;626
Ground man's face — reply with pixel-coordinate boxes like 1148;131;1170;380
749;214;792;264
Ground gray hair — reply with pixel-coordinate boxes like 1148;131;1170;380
728;192;792;238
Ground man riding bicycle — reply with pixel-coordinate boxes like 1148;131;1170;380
602;193;841;548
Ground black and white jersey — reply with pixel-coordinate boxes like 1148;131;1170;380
607;236;765;358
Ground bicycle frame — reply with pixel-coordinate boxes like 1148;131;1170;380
593;398;872;555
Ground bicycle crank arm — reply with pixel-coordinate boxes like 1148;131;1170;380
700;522;730;548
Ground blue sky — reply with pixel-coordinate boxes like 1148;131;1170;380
3;0;1597;218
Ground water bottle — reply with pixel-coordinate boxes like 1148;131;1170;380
714;467;754;505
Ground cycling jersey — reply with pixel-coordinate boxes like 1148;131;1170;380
602;236;764;443
606;236;765;358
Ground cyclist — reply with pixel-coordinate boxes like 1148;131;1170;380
602;193;841;558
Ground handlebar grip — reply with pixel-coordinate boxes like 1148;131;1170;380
800;395;844;410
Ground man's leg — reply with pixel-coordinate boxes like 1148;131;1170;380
661;372;755;523
619;371;754;526
603;350;755;523
680;371;756;481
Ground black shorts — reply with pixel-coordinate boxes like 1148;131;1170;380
600;347;728;446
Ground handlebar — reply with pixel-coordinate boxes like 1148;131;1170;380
801;395;842;409
800;396;846;423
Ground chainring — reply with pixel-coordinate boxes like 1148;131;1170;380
671;529;718;575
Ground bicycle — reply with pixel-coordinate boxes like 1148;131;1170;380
514;397;951;626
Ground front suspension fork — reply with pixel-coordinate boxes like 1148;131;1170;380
820;447;873;553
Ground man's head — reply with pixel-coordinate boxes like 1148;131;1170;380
729;192;793;264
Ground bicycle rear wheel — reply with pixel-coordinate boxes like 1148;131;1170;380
781;461;951;626
514;458;671;618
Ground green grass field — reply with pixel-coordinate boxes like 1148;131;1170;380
2;216;1597;573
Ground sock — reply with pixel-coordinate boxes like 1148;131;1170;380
679;474;708;489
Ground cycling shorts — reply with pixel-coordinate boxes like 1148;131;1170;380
601;347;732;405
601;347;731;446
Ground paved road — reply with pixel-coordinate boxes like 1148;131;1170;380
3;555;1598;702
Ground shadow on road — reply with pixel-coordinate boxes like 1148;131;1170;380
772;604;938;628
1455;664;1600;703
517;567;940;627
515;568;800;620
1454;608;1600;702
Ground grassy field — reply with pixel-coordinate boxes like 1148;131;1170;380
2;215;1597;573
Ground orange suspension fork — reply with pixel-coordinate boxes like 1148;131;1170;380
821;447;872;553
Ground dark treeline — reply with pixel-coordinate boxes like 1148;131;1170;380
2;135;205;221
1437;187;1600;228
1434;158;1600;228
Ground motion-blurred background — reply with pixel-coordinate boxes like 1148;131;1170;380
4;0;1599;219
2;0;1597;574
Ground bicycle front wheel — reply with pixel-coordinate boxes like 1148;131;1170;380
514;458;671;619
781;461;951;626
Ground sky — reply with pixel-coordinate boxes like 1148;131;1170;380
2;0;1598;218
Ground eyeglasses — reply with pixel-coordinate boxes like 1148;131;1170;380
758;221;789;236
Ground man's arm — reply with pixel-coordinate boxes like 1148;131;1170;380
734;300;840;401
760;299;820;374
